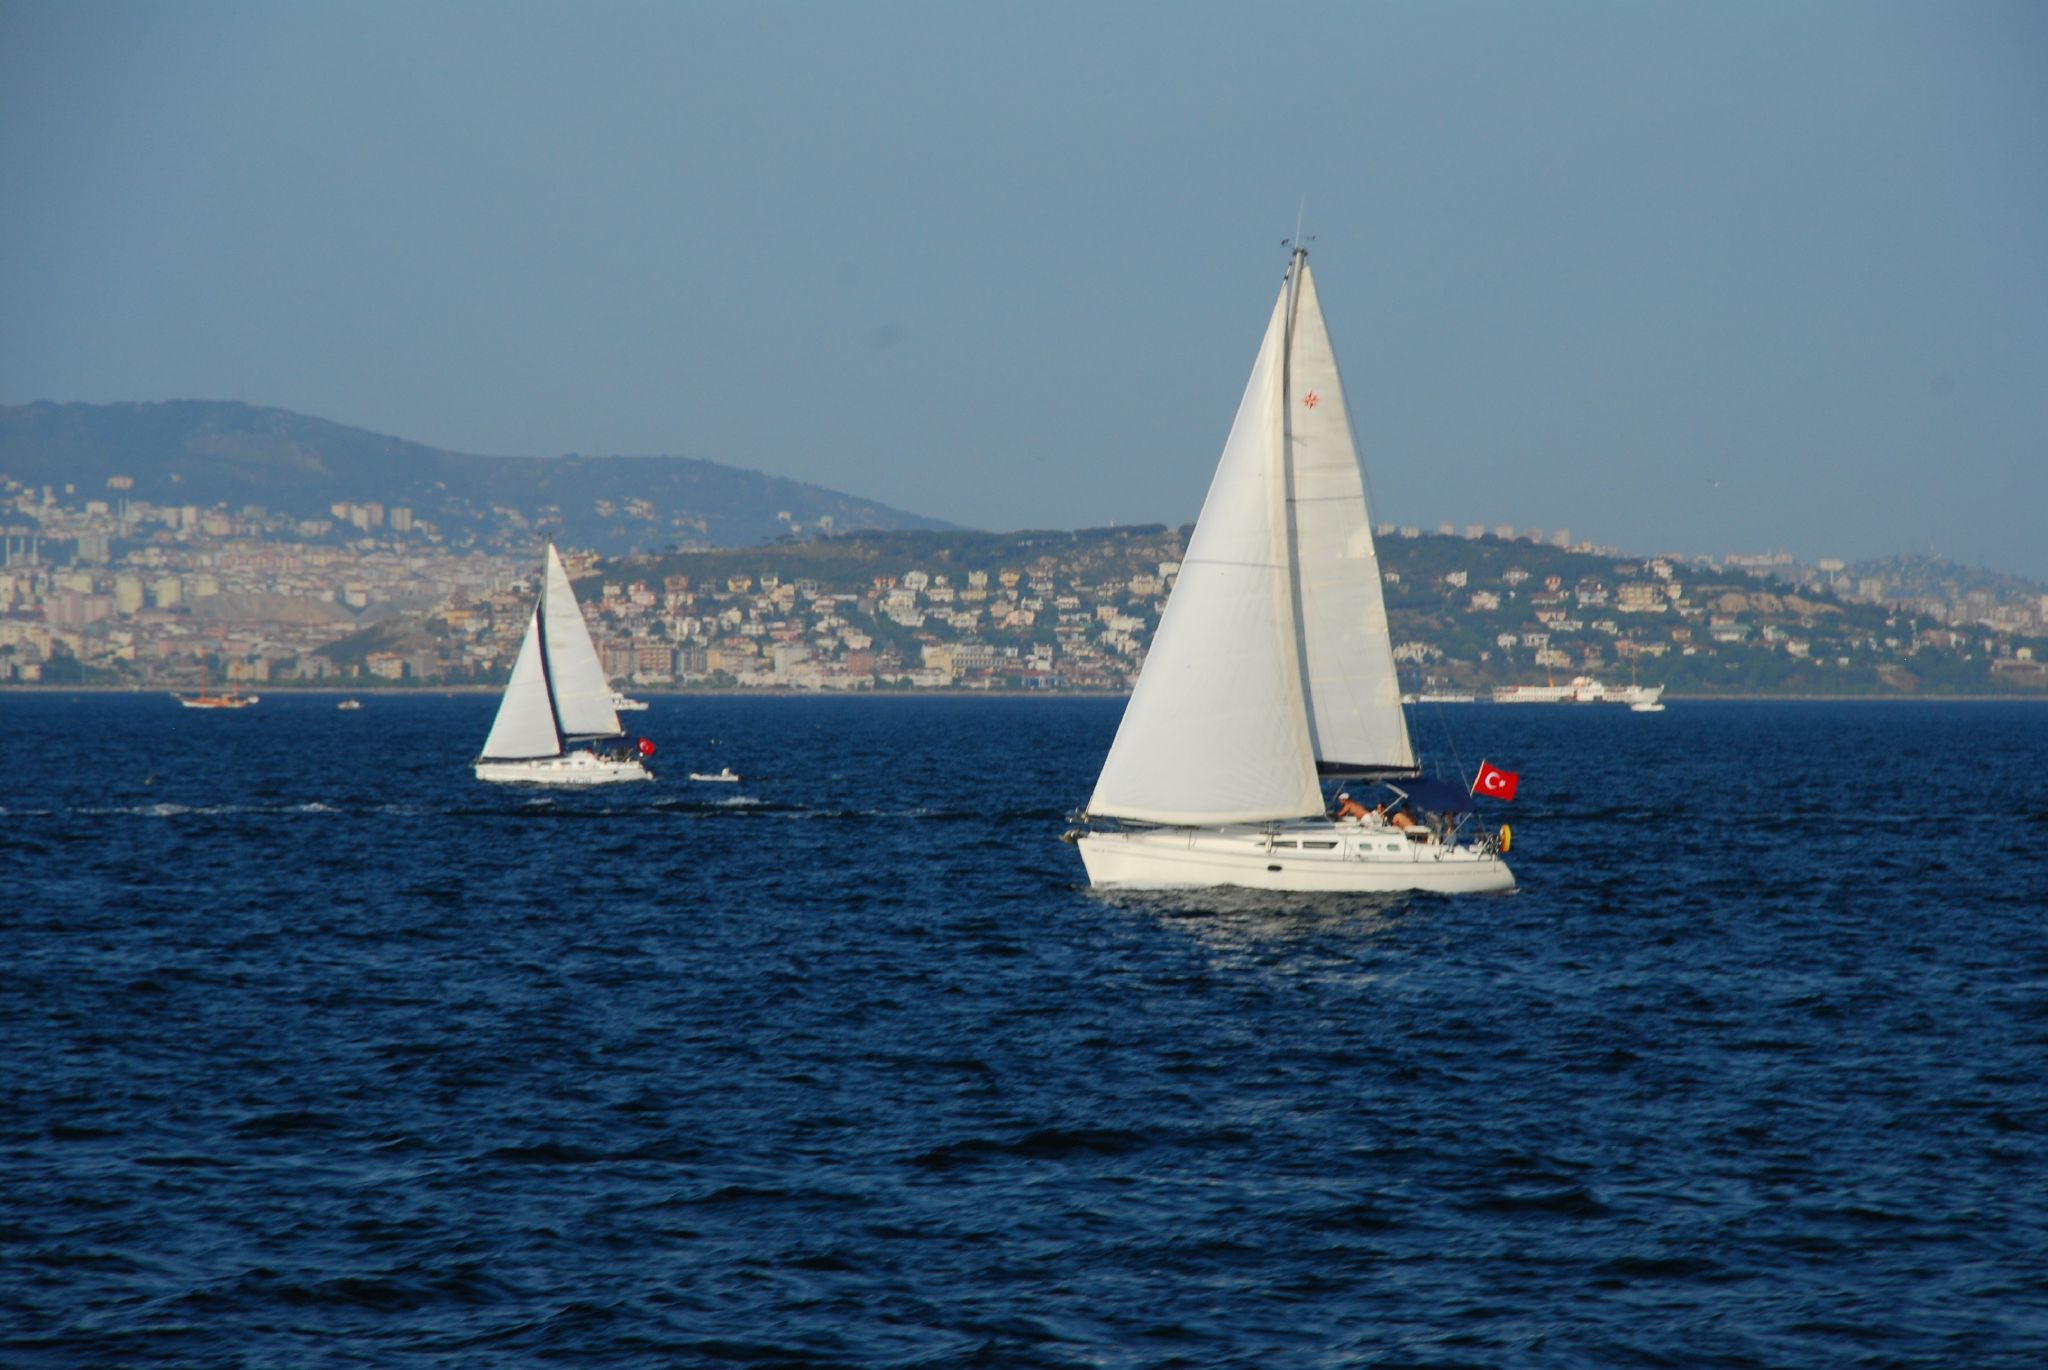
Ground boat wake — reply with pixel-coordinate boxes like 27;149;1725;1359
73;801;350;819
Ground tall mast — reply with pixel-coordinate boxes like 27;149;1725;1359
1279;242;1322;769
534;544;567;754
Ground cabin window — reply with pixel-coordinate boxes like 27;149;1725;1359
1302;840;1336;850
1273;840;1298;848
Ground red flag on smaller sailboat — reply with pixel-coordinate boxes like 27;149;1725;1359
1473;760;1519;801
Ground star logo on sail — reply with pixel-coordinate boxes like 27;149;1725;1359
1302;391;1320;409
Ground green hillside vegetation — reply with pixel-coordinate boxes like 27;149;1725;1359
629;524;1178;596
604;528;2048;697
312;619;447;678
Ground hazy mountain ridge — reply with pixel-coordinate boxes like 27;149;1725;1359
0;400;955;553
1847;553;2048;606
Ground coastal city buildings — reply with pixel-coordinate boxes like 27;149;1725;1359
3;476;2044;693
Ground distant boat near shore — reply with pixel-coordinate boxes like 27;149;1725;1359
172;689;258;709
610;690;650;711
1493;676;1664;708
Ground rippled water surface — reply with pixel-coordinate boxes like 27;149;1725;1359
4;694;2046;1367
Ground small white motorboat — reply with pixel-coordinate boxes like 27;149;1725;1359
689;767;741;783
337;698;362;711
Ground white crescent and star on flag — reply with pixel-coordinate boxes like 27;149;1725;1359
1473;761;1520;800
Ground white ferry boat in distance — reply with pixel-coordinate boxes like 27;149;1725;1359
172;689;259;709
1492;675;1663;707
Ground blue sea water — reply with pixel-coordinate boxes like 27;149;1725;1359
2;693;2046;1368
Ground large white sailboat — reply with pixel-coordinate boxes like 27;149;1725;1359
474;544;652;785
1071;246;1512;893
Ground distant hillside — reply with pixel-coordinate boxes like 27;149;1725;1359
607;527;2048;696
0;400;955;553
625;524;1178;595
1848;553;2048;606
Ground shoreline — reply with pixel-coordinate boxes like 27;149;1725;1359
5;685;2045;703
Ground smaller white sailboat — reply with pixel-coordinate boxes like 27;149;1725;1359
474;544;652;785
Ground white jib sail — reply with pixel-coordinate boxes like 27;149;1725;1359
1087;284;1324;825
480;607;562;759
539;545;623;740
1284;260;1416;774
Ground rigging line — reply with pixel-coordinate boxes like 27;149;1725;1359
1178;557;1288;570
1425;700;1485;840
1429;701;1468;790
1359;436;1385;532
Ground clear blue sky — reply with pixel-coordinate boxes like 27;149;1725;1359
4;1;2044;577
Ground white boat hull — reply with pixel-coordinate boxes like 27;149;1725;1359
473;751;652;786
1494;677;1663;707
1076;821;1514;894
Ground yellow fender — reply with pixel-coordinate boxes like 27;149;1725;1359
1498;823;1512;854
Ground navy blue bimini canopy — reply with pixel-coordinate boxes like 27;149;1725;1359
1389;777;1476;814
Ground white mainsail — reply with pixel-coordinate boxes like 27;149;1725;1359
1087;251;1414;826
479;608;561;760
1087;288;1323;825
477;544;623;762
539;544;623;740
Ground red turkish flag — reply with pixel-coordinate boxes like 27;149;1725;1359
1473;760;1519;801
